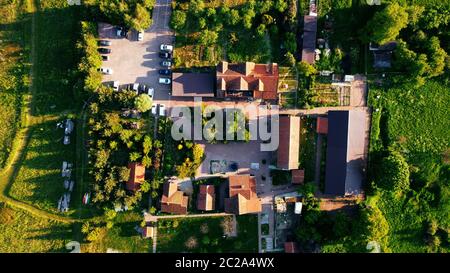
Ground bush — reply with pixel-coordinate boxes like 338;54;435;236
378;149;410;193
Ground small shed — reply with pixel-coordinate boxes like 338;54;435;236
291;169;305;185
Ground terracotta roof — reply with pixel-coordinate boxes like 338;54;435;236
160;182;188;214
277;115;301;170
225;175;262;215
291;169;305;184
316;116;328;134
285;242;299;253
172;73;215;97
197;185;215;211
216;61;279;100
126;163;145;192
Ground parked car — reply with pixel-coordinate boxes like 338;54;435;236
98;67;113;75
102;55;109;61
151;104;157;115
159;52;172;59
147;87;154;97
112;81;119;91
98;40;111;46
98;48;111;54
139;84;147;93
160;60;172;67
159;78;171;85
159;104;166;116
116;27;123;37
132;83;139;92
158;69;171;75
160;44;173;52
138;31;144;41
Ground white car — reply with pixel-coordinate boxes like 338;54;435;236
151;104;157;115
159;78;171;85
138;31;144;41
132;83;139;92
160;44;173;52
147;87;154;97
113;81;119;91
99;67;113;75
159;104;166;116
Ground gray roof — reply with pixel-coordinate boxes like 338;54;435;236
301;15;317;64
172;73;215;97
324;110;367;196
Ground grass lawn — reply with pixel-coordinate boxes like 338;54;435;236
157;215;258;253
0;202;73;252
0;0;31;169
369;80;450;252
7;1;82;215
80;212;151;253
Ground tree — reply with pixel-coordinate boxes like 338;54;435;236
284;32;297;53
198;30;218;46
285;52;296;67
378;149;410;193
297;61;317;77
118;167;130;181
171;10;187;31
134;94;152;112
189;0;205;16
362;3;409;44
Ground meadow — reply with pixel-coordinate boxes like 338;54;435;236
157;215;258;253
369;80;450;252
0;202;73;252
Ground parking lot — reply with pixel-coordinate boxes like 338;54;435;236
98;0;173;102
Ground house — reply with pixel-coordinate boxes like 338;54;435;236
291;169;305;185
143;226;155;239
216;61;279;100
197;184;215;211
369;41;397;68
224;175;262;215
301;15;318;64
172;72;215;97
316;116;328;134
277;115;301;170
160;181;189;215
324;110;367;196
284;242;299;253
126;163;145;192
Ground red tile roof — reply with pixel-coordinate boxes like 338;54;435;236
316;116;328;134
277;115;301;170
285;242;299;253
291;169;305;184
160;182;188;214
126;163;145;192
197;185;215;211
216;61;279;100
225;175;262;215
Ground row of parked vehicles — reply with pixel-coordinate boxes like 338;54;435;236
158;44;173;85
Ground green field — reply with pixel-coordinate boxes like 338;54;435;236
157;215;258;253
0;0;31;169
6;1;82;215
0;202;72;252
369;80;450;252
80;212;151;253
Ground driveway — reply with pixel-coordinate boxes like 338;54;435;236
98;0;174;102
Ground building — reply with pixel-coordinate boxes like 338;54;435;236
301;15;318;64
284;242;299;253
171;72;215;97
316;116;328;134
369;41;397;68
197;184;215;211
216;61;279;100
143;226;155;239
324;110;367;196
160;182;189;214
291;169;305;185
224;175;262;215
277;115;301;170
126;163;145;192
